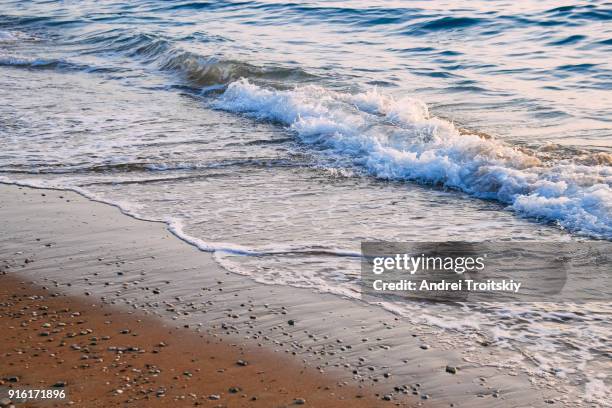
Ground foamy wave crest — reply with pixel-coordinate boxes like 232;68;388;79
214;79;612;238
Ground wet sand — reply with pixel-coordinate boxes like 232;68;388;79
0;184;558;407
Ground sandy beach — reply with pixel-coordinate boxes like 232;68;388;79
0;274;392;407
0;184;565;408
0;184;412;407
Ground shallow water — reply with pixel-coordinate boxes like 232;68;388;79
0;0;611;405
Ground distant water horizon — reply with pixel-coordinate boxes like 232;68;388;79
1;1;610;405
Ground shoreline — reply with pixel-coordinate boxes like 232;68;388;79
0;184;561;407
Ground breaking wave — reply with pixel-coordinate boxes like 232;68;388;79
213;79;612;239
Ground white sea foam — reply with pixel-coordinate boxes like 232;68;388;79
213;79;612;239
585;376;610;405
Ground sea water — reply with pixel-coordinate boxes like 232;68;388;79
0;1;610;404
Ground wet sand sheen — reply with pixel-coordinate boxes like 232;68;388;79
0;184;560;407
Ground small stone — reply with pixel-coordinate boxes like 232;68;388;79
288;319;295;326
52;381;66;388
5;376;19;382
445;365;458;374
228;387;241;394
382;395;392;401
420;344;429;350
294;398;306;405
236;360;248;366
208;395;220;400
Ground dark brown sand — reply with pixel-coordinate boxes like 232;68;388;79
0;274;394;407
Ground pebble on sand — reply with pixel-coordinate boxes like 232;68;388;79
445;365;458;374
